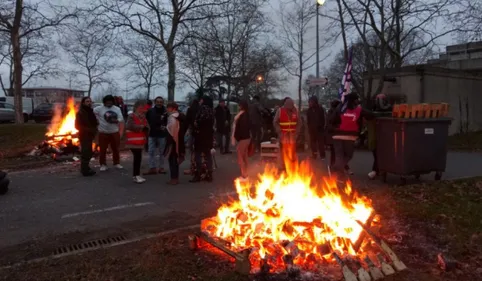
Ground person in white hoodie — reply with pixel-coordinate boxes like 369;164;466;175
164;102;186;185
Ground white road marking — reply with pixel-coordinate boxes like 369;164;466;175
61;202;155;219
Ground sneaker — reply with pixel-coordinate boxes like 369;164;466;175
82;170;96;177
158;168;167;174
167;179;179;185
368;171;377;179
143;168;157;175
114;164;123;169
133;176;146;184
100;165;108;171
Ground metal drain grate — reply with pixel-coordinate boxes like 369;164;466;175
53;235;127;255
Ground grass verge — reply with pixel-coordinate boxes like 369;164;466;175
1;178;481;281
448;131;482;151
0;123;47;158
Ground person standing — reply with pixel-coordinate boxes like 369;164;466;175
125;100;149;183
215;99;231;154
144;97;168;175
93;95;125;171
190;96;215;182
185;99;200;176
75;97;98;176
273;97;301;171
164;102;186;185
307;96;326;160
249;95;265;152
116;96;128;119
325;99;341;168
231;100;251;181
331;93;374;179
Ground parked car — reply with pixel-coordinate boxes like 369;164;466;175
31;103;66;123
0;98;33;123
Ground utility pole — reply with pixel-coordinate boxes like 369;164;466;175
315;0;326;99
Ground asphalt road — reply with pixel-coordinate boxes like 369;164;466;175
0;150;481;252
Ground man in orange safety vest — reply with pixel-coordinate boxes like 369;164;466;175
273;97;301;171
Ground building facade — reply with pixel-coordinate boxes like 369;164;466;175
7;87;85;105
364;65;482;135
427;41;482;71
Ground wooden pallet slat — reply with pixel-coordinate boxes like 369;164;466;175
391;102;449;119
430;104;442;118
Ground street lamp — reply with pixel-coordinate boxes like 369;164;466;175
316;0;326;99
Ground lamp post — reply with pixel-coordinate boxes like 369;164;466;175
316;0;326;99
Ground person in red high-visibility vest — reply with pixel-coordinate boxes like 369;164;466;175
125;100;149;184
273;97;301;171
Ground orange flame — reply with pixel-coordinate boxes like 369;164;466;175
45;98;79;147
202;145;375;272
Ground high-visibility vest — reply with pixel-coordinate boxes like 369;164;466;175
125;114;147;146
279;107;298;133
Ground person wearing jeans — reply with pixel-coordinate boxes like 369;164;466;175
144;97;168;175
93;94;125;171
125;100;149;183
232;100;251;181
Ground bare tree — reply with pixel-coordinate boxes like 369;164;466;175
453;0;482;41
0;30;58;97
178;23;217;92
202;0;267;101
59;16;114;97
0;0;76;123
336;0;456;99
277;0;329;110
94;0;228;102
119;33;166;100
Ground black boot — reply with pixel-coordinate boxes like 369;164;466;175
82;169;96;177
189;172;201;183
205;171;213;182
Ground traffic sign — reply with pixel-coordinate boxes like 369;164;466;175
306;77;328;86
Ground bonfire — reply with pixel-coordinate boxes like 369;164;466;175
31;97;97;159
194;146;406;279
45;98;79;149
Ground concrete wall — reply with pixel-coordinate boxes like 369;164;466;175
364;66;482;135
423;72;482;134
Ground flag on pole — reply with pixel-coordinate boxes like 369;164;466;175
338;48;353;103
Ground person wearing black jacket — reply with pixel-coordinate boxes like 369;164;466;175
190;96;215;182
232;100;251;181
144;96;168;175
214;99;231;154
307;96;326;160
75;97;98;176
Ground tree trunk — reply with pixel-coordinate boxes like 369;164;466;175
12;0;24;124
166;48;176;102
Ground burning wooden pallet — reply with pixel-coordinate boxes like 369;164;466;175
189;215;407;280
392;103;449;118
